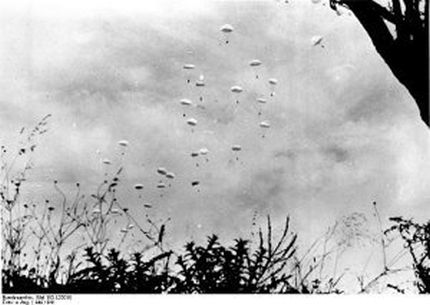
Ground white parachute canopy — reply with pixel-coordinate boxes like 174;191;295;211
268;78;278;85
220;24;234;33
249;59;262;67
195;80;205;87
102;159;112;165
259;121;271;128
231;86;243;104
311;35;323;46
134;183;144;190
231;86;243;93
183;64;195;70
157;167;167;175
180;99;192;106
199;147;209;155
257;97;267;104
187;118;198;126
166;172;175;179
220;24;234;44
157;182;166;189
232;144;242;151
117;140;129;147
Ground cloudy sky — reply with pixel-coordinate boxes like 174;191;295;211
1;0;430;280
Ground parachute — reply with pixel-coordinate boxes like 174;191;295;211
183;64;195;83
230;85;243;93
249;59;262;79
157;167;167;175
231;144;242;161
187;118;198;126
180;99;192;117
199;147;209;155
166;172;175;179
183;64;195;70
117;140;129;147
268;78;278;96
268;78;278;85
180;99;192;106
231;86;243;104
157;182;166;189
249;59;262;67
195;75;205;101
220;24;234;44
220;24;234;33
257;97;267;104
256;97;267;115
311;35;324;47
195;80;205;87
259;121;271;128
102;159;112;165
259;121;270;138
134;183;144;190
232;145;242;151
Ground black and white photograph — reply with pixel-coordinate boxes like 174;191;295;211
1;0;429;299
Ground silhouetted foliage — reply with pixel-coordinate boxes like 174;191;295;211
171;217;298;293
2;217;308;294
386;217;430;293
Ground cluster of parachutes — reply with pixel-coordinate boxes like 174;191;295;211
99;18;328;221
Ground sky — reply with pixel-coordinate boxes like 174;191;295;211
1;0;430;290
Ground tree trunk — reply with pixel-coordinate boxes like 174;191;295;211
332;0;429;126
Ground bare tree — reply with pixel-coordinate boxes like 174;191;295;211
330;0;429;126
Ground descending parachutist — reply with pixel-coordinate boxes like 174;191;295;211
220;24;234;45
268;79;278;97
196;76;205;103
187;118;197;133
259;121;270;139
249;59;262;80
231;86;243;105
183;64;195;84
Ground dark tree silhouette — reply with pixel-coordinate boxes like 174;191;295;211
330;0;429;126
